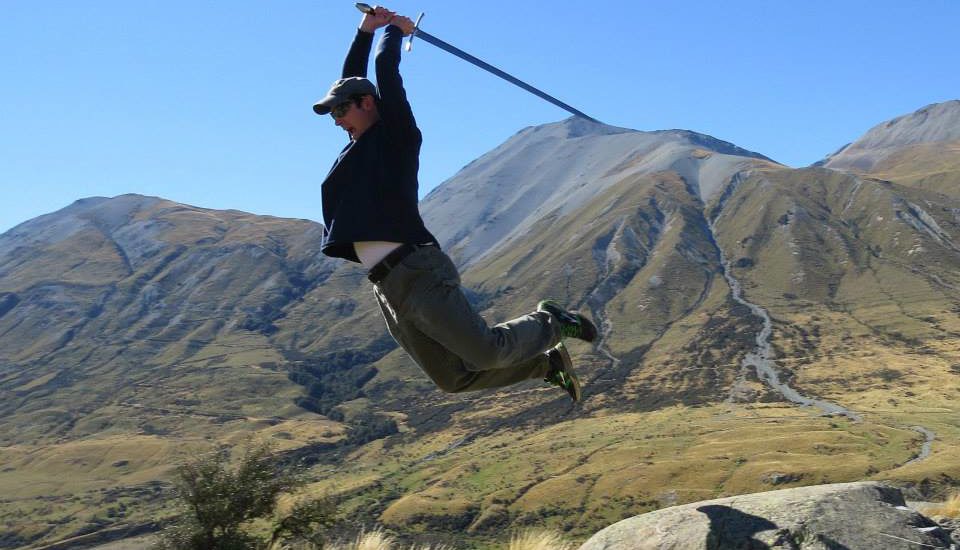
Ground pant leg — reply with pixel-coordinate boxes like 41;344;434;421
455;352;552;391
373;246;560;393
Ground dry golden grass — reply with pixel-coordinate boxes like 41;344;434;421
321;528;452;550
322;529;398;550
507;530;576;550
320;528;572;550
924;492;960;519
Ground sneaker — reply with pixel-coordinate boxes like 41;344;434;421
537;300;598;343
544;343;582;402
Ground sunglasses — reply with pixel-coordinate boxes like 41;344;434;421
330;100;355;119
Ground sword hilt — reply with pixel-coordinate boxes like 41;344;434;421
354;3;424;52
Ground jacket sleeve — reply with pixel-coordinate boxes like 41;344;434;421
342;29;374;78
374;25;421;145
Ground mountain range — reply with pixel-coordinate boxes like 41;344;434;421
1;100;959;549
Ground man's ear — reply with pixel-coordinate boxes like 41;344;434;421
361;95;377;112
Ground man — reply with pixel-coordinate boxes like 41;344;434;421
313;6;597;401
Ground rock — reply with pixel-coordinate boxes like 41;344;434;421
578;482;951;550
760;472;804;486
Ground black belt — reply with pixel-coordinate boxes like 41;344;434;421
367;243;436;284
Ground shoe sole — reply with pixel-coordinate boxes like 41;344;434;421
554;343;582;402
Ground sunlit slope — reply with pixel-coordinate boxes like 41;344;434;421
866;141;960;198
420;117;774;267
821;100;960;172
709;167;960;336
821;100;960;198
0;195;332;443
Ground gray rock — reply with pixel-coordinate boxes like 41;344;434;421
760;472;804;486
578;482;951;550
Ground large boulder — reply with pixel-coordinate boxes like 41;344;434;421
579;482;951;550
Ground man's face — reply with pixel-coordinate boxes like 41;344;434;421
332;95;379;140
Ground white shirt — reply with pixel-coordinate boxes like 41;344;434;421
354;241;403;270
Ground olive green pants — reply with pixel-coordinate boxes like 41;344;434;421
372;246;560;393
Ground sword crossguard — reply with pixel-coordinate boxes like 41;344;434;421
405;13;425;52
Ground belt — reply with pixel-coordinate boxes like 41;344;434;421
367;243;437;284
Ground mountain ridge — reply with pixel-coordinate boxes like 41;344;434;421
819;99;960;172
420;117;780;268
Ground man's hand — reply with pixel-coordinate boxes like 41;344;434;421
359;5;396;33
390;15;416;36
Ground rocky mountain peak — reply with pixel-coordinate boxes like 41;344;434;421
821;99;960;171
860;100;960;148
2;194;165;245
556;116;636;138
420;118;774;265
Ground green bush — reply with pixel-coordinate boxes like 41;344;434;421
156;441;337;550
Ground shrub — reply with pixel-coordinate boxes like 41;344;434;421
156;441;337;550
875;368;903;382
346;411;399;446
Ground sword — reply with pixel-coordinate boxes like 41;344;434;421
355;3;599;123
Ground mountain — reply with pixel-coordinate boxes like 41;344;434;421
819;100;960;198
421;117;775;267
2;104;960;548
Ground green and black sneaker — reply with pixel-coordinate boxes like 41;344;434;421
544;342;582;402
538;300;598;343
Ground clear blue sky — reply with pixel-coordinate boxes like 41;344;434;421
2;0;958;234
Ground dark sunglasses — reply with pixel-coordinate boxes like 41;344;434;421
330;101;354;119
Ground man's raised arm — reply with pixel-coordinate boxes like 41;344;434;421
342;5;396;78
375;16;420;144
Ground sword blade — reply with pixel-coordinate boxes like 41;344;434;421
414;29;598;123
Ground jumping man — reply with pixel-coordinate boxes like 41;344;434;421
313;5;597;401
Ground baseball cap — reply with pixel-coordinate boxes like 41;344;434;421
313;77;378;115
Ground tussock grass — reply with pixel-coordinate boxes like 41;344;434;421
321;528;572;550
508;529;576;550
924;492;960;518
322;528;451;550
322;529;393;550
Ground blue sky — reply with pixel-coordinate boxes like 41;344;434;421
2;0;958;234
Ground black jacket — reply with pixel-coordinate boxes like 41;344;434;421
320;26;438;263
